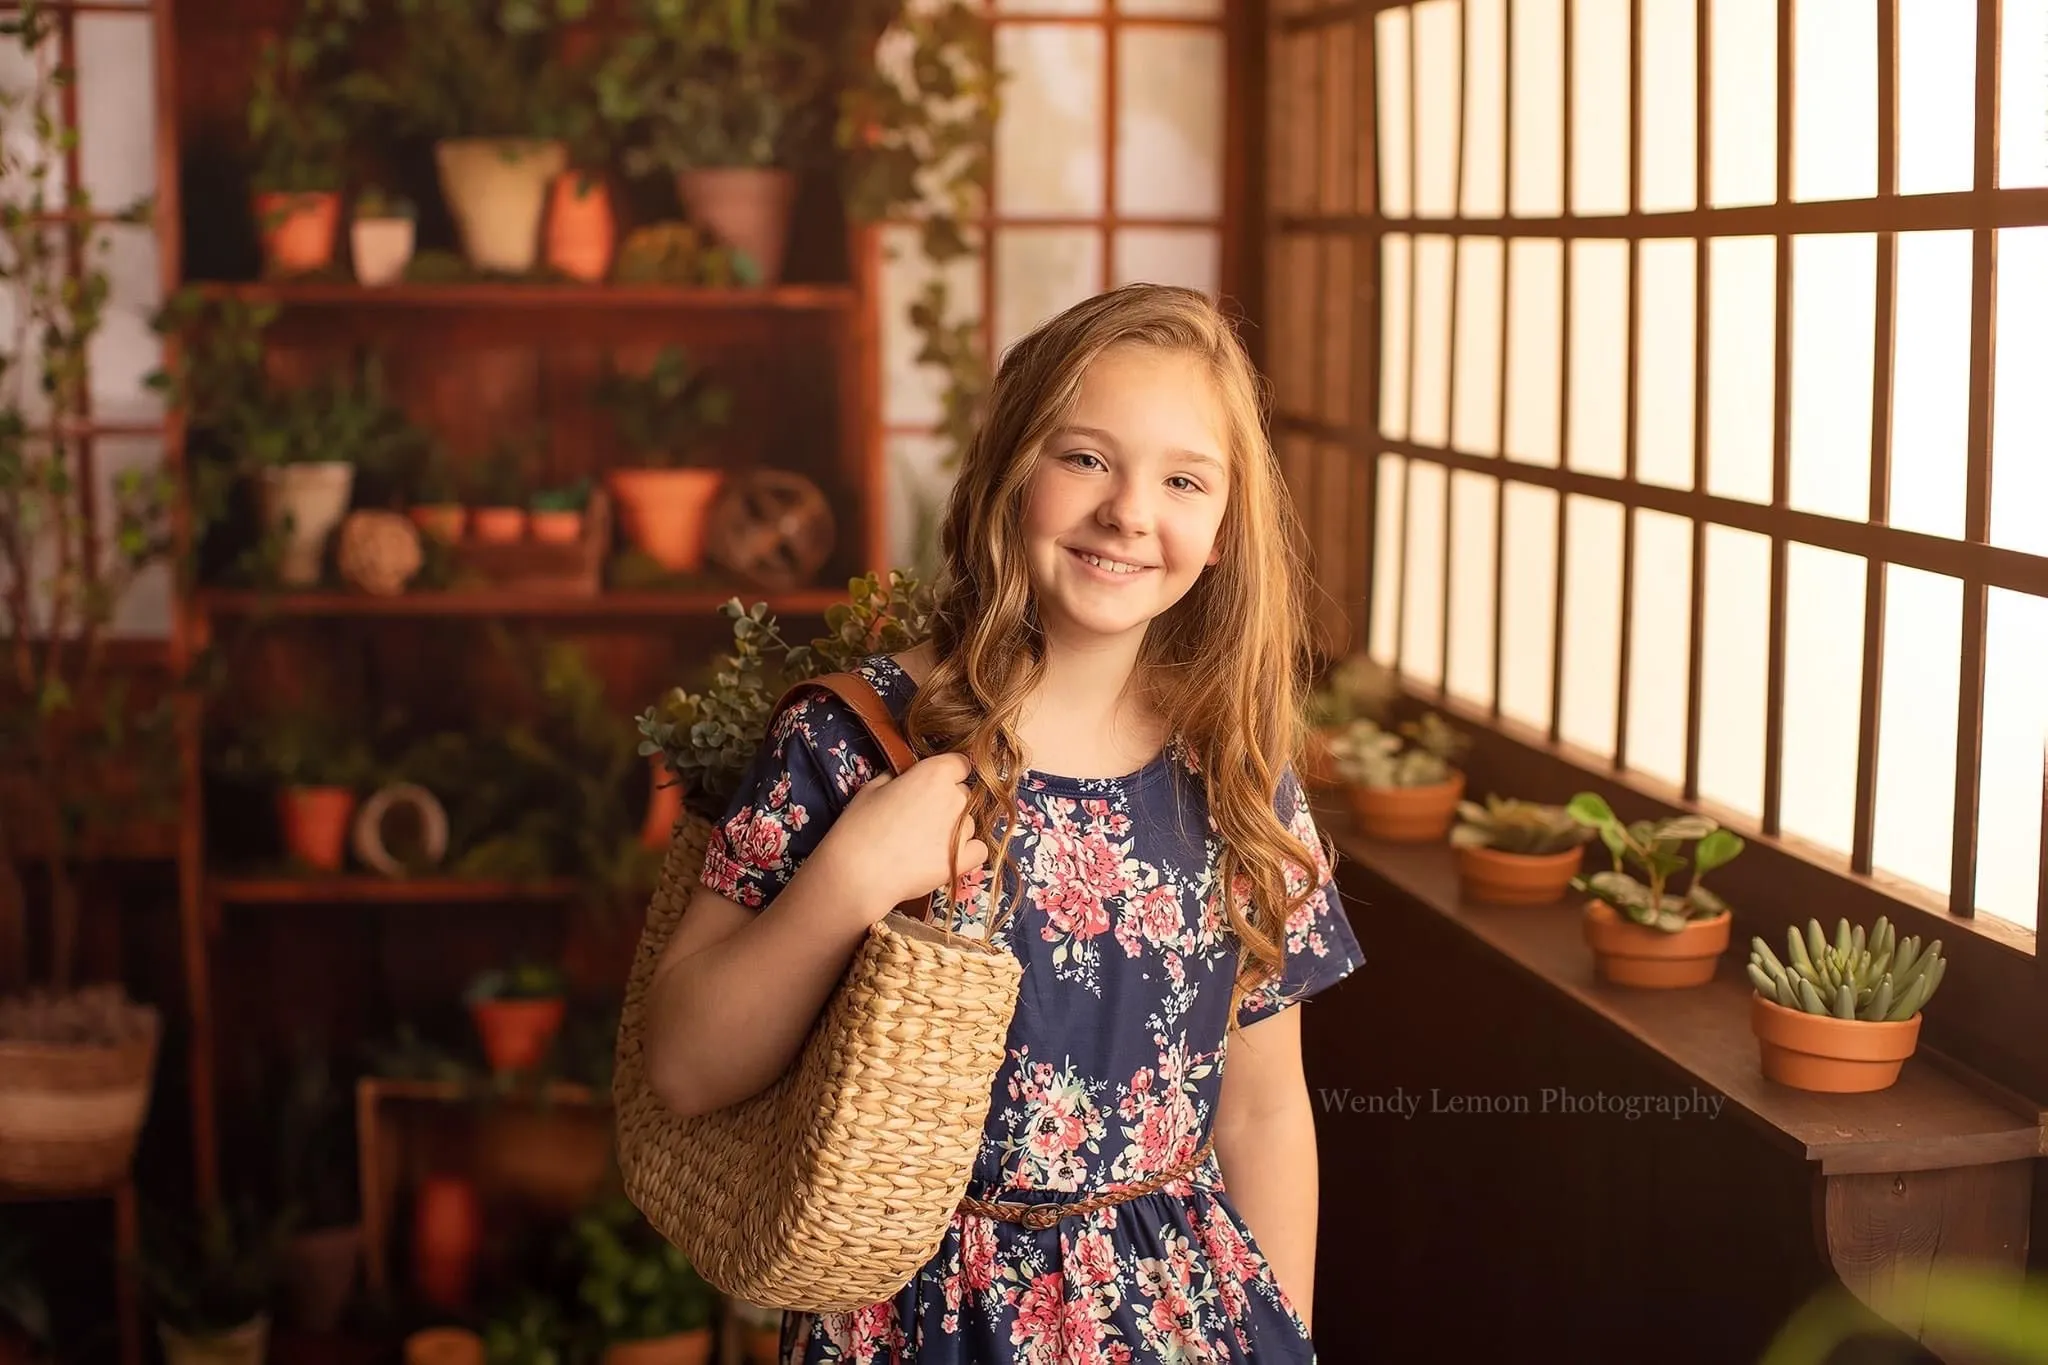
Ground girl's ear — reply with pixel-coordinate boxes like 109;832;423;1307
1206;545;1222;567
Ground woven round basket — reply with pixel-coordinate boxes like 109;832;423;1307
0;1011;160;1192
614;812;1023;1313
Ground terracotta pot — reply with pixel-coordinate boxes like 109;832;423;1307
408;504;467;544
529;509;583;544
351;216;415;286
278;787;357;872
1343;772;1465;842
1458;844;1586;906
545;171;616;283
641;756;682;851
469;996;565;1073
602;1332;714;1365
606;468;723;572
1302;727;1343;789
1582;899;1731;988
410;1175;481;1311
256;462;355;586
434;138;566;274
253;191;340;275
404;1328;483;1365
282;1224;361;1333
742;1328;782;1365
159;1315;269;1365
468;507;527;544
676;167;796;286
1751;991;1922;1093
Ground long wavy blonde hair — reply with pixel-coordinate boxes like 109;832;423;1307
902;283;1328;1027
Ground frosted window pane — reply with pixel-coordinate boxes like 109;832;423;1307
1627;509;1692;788
1273;234;1317;416
1377;9;1413;219
1411;235;1454;448
1791;0;1875;202
1560;495;1624;758
1504;238;1562;466
1782;543;1865;857
1636;239;1697;490
1898;0;1975;195
1700;524;1770;821
1112;228;1219;297
887;432;953;572
1321;237;1354;427
1452;237;1505;456
1640;0;1698;213
1977;589;2048;931
1370;455;1407;665
0;232;60;423
1402;461;1448;686
1117;27;1223;217
1414;0;1463;217
1380;234;1412;439
1990;227;2048;556
1709;0;1777;207
1567;239;1628;477
1462;0;1507;218
1787;234;1874;521
1873;566;1961;903
1319;22;1358;215
994;229;1103;352
1511;0;1565;217
1706;236;1775;504
996;25;1105;216
882;224;984;428
1572;0;1631;216
1447;470;1499;708
1891;231;1970;539
96;439;170;637
89;226;163;423
2000;0;2048;188
76;17;155;211
1119;0;1222;14
1500;483;1559;732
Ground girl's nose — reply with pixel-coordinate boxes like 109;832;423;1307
1097;479;1155;535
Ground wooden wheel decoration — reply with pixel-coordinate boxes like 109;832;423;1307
706;469;836;590
351;783;450;878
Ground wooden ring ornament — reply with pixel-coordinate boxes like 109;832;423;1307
705;468;836;590
351;782;450;878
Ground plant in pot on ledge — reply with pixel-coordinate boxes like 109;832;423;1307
1747;915;1944;1093
593;347;733;575
137;1200;287;1365
1450;796;1596;905
1567;793;1745;989
244;0;361;278
465;963;570;1075
1303;652;1401;789
272;1042;363;1335
220;704;378;873
350;186;417;286
571;1193;719;1365
1326;712;1470;843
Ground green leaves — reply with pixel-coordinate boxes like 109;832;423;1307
1565;791;1745;927
1747;915;1947;1020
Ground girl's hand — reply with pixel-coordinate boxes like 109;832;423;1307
816;751;989;923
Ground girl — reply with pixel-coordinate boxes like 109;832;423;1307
643;283;1362;1364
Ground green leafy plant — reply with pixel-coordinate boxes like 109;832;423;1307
636;570;936;818
615;0;828;173
218;705;378;792
342;0;595;143
1326;714;1468;790
353;186;416;221
571;1194;717;1342
1450;796;1595;856
1565;793;1746;932
1746;915;1945;1022
591;347;734;467
246;0;365;194
467;436;537;506
136;1199;287;1337
1305;653;1402;731
531;477;590;513
481;1292;567;1365
464;962;569;1004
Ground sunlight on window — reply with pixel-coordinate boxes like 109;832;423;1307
1500;483;1559;731
1377;8;1413;218
1461;0;1507;218
1898;0;1974;195
1504;238;1562;465
1634;239;1697;490
1560;496;1624;758
1873;566;1961;900
1510;0;1564;218
1700;525;1769;820
1380;234;1412;440
1447;470;1500;707
1411;235;1456;446
1117;27;1223;218
1625;509;1692;789
1989;227;2048;557
1567;239;1628;477
1402;461;1449;686
996;24;1105;216
1890;231;1971;539
1781;544;1865;857
1452;237;1505;454
1791;0;1875;202
1572;0;1630;216
1414;0;1464;217
1370;455;1407;666
1787;234;1875;522
1709;0;1776;207
1639;0;1698;213
1705;236;1775;503
1998;0;2048;189
1977;589;2047;930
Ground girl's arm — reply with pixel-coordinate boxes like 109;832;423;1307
1214;1005;1321;1334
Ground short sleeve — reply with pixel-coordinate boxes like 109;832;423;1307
698;688;882;911
1234;767;1364;1027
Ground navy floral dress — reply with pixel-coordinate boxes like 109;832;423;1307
698;654;1363;1364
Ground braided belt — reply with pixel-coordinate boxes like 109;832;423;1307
957;1135;1217;1231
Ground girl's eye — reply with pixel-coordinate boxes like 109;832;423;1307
1063;451;1105;470
1167;475;1204;493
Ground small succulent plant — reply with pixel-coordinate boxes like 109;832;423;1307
1565;792;1745;932
1450;796;1596;856
1747;915;1944;1022
1327;713;1469;790
1306;652;1403;730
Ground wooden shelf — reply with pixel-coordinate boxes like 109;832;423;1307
364;1075;605;1107
0;1178;128;1204
193;279;856;313
1323;816;2047;1177
209;875;583;906
193;586;846;620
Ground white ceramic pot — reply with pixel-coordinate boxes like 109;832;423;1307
258;462;355;587
158;1314;270;1365
351;217;415;286
434;138;567;274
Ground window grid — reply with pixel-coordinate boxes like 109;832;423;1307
1268;0;2048;937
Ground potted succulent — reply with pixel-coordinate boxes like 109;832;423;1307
273;1045;362;1334
464;963;569;1073
245;1;359;276
1328;712;1469;842
538;40;639;284
137;1201;286;1365
530;477;592;545
593;347;734;572
350;187;417;286
1567;793;1745;989
1747;916;1944;1093
223;706;377;873
407;447;467;544
572;1194;718;1365
1449;796;1596;905
1303;653;1401;789
466;438;536;544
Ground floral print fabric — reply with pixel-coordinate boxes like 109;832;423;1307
699;655;1363;1363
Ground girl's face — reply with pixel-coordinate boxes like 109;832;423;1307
1020;345;1230;653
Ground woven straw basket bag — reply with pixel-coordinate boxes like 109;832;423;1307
614;671;1024;1313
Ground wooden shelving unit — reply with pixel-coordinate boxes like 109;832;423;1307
192;586;846;620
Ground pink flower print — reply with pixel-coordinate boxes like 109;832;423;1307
1138;885;1183;945
1196;1202;1261;1285
1011;1271;1067;1350
738;810;794;871
1131;1068;1154;1095
961;1214;999;1294
844;1300;903;1362
1066;1227;1121;1290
